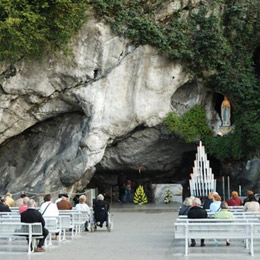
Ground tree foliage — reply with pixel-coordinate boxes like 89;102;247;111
0;0;89;62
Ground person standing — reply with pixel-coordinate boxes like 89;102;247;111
122;179;132;203
21;199;49;252
188;198;207;247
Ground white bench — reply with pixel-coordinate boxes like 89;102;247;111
0;222;42;254
174;221;260;256
178;212;260;219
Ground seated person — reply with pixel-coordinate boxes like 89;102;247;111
227;191;242;206
0;197;11;212
57;194;72;210
179;197;192;215
243;190;254;205
203;192;214;209
209;194;222;212
15;194;27;207
19;197;30;214
93;194;109;228
21;199;49;252
244;194;259;212
40;194;59;217
215;201;234;246
76;195;91;231
188;198;207;247
5;192;15;207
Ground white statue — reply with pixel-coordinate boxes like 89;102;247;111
221;96;231;127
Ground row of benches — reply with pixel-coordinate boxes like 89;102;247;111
174;217;260;256
0;210;90;254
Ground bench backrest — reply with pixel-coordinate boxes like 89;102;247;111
0;222;42;236
175;222;260;239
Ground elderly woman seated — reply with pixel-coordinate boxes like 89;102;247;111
244;194;260;212
215;201;234;246
179;197;192;216
76;195;91;231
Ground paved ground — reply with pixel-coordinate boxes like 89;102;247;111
0;204;259;260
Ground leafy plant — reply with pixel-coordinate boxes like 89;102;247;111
164;189;172;204
0;0;89;62
164;106;212;143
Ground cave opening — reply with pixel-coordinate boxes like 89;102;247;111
87;148;222;203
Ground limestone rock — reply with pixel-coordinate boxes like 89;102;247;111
0;113;94;194
0;13;251;196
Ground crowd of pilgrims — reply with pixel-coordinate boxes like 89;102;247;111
178;190;260;247
0;192;93;252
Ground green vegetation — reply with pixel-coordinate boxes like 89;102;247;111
164;106;212;143
91;0;260;161
0;0;89;62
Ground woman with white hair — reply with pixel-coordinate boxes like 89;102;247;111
93;194;109;229
179;197;192;215
76;195;91;231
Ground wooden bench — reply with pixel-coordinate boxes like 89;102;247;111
0;222;42;254
175;220;260;256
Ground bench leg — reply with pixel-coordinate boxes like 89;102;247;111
250;236;254;256
28;237;32;254
246;239;249;249
185;238;188;256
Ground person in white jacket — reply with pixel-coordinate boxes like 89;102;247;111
40;194;59;217
76;195;91;231
40;194;59;240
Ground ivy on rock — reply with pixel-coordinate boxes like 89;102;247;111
92;0;260;161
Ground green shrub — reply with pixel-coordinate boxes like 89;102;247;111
164;106;212;143
0;0;89;62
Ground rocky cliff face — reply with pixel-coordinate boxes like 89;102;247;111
0;15;252;197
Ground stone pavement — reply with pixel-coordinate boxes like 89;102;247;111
0;203;259;260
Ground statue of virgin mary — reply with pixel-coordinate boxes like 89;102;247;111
221;96;231;127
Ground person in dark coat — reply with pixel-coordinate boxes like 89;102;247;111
21;199;48;252
0;197;11;212
203;192;214;209
243;190;254;205
93;194;109;228
188;198;207;247
179;197;192;216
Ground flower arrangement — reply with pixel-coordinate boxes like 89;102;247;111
164;189;173;204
